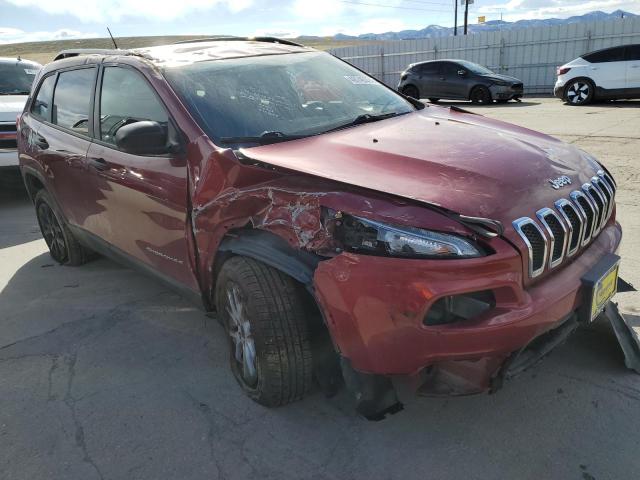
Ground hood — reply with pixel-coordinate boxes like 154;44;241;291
481;73;521;84
241;106;600;226
0;95;27;122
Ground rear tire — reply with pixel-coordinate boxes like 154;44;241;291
402;85;420;100
470;86;492;104
34;189;93;266
563;79;594;105
215;256;313;407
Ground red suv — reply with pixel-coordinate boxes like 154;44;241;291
18;38;622;419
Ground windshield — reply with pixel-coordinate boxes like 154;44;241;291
0;61;40;95
457;60;494;75
163;51;415;146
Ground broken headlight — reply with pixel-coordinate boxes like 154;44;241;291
333;213;483;259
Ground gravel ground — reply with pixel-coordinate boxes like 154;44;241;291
1;98;639;480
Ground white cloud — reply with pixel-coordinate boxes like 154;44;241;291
0;27;99;44
4;0;254;23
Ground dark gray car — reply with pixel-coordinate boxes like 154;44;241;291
398;59;524;104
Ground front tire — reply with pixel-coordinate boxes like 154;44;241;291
34;189;92;266
470;86;492;104
564;79;594;105
215;256;313;407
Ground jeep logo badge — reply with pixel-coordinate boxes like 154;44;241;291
548;175;572;190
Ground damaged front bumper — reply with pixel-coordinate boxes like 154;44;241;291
490;84;523;100
314;222;622;408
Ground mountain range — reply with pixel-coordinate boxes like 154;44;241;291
310;10;636;42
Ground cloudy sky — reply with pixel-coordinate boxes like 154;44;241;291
1;0;639;44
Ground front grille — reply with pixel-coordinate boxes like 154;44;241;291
513;169;616;278
0;124;17;132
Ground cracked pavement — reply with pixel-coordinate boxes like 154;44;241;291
1;98;640;480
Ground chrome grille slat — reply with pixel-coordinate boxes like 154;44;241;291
513;217;547;278
591;176;611;228
555;199;583;257
582;183;605;236
570;190;596;246
536;207;567;268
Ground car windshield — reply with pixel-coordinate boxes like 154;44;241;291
457;60;494;75
0;61;40;95
163;51;415;146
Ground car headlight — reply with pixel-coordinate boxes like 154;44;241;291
332;213;483;258
492;80;510;87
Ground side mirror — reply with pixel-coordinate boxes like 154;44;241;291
115;121;168;155
458;69;467;76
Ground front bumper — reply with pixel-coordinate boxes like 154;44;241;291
490;84;523;100
314;222;622;390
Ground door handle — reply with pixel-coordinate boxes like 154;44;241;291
34;134;49;150
88;157;109;171
631;65;640;69
590;67;599;70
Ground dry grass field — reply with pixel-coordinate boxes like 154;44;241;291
0;35;377;65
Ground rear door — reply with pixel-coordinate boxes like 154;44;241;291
416;62;442;97
583;46;627;90
24;67;97;225
624;44;640;90
83;64;198;291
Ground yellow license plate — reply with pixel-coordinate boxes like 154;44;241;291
590;264;619;321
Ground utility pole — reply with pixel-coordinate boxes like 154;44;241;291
454;0;458;36
464;0;470;35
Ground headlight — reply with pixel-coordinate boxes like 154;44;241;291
333;213;483;259
492;80;510;87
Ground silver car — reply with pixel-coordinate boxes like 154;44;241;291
1;57;41;187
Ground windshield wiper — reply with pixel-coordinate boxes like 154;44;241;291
323;111;406;134
220;131;309;146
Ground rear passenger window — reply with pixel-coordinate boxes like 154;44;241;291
99;67;168;147
583;46;625;63
417;63;439;75
52;68;96;135
625;45;640;61
31;75;56;121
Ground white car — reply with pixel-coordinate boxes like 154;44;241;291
1;57;41;186
554;44;640;105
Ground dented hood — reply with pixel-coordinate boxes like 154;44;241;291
242;106;601;224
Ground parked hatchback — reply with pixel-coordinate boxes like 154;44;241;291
398;59;524;104
19;39;622;419
555;44;640;105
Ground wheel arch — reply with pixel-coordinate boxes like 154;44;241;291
212;228;342;394
21;166;47;202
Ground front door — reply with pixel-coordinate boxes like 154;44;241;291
439;62;469;99
625;44;640;90
83;65;199;292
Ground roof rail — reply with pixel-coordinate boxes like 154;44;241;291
173;36;304;47
53;48;133;61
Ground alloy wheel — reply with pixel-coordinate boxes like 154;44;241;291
37;202;67;263
566;81;590;105
225;282;258;386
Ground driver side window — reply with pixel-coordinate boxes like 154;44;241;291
99;67;168;146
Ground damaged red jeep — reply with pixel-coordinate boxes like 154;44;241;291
18;38;622;419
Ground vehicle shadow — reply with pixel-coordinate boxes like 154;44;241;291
0;187;42;249
589;99;640;108
1;245;638;478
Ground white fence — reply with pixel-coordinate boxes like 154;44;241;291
329;17;640;95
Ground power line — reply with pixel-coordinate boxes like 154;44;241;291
338;0;452;12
